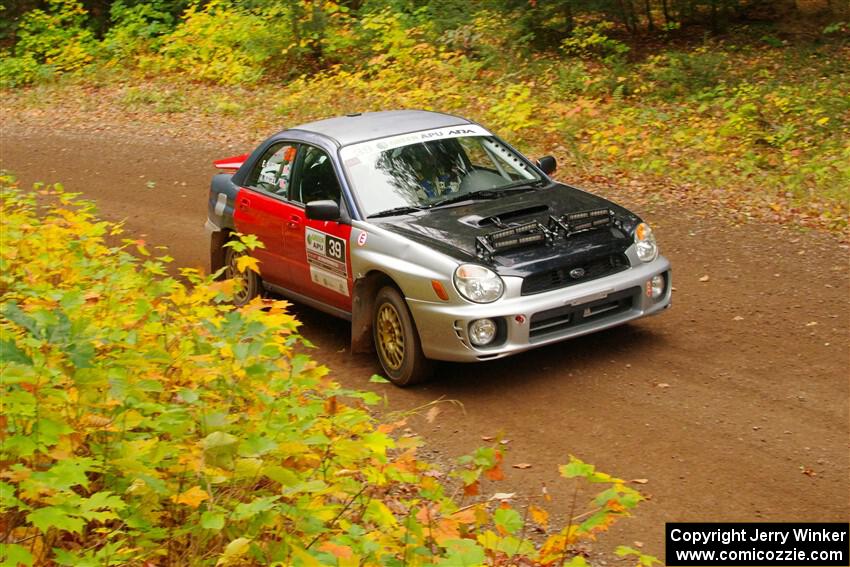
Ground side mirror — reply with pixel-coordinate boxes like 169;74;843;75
536;155;556;175
305;200;340;221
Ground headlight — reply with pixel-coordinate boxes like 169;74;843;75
634;222;658;263
454;264;504;303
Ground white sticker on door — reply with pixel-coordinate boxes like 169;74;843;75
305;227;349;295
310;267;349;296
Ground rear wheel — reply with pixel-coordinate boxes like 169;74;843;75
223;243;261;306
372;286;430;386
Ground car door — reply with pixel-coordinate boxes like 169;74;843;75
284;144;353;312
232;142;299;286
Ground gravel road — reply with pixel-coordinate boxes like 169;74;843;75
3;121;847;561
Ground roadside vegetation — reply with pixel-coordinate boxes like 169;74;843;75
0;175;659;564
1;0;848;233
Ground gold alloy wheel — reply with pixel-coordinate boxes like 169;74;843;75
376;302;405;370
225;248;251;304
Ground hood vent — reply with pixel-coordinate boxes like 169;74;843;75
459;204;550;228
475;208;618;261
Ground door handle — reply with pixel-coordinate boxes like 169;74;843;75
238;197;250;210
287;214;301;229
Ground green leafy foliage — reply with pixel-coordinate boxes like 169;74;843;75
0;174;654;564
561;21;630;61
100;1;176;60
0;0;98;87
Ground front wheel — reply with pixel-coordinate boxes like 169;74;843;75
372;287;431;386
223;243;261;306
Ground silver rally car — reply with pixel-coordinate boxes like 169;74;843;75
206;110;671;385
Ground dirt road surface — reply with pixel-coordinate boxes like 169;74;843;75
3;122;848;561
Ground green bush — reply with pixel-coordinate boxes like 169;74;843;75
641;48;729;100
10;0;100;83
0;175;657;565
560;22;630;62
100;1;175;60
0;53;42;88
143;0;296;84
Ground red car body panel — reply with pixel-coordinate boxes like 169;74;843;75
232;187;293;286
233;186;353;313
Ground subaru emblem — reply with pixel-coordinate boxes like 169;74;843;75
569;267;586;279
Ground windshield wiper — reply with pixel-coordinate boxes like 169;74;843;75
498;178;547;191
368;205;425;218
430;182;544;208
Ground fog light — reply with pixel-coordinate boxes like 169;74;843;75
469;318;497;346
649;274;665;299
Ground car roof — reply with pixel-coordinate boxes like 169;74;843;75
288;110;472;147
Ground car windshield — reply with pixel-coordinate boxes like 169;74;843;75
339;125;543;217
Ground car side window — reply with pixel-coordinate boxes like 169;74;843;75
457;137;525;180
246;142;298;197
457;137;491;170
292;145;342;205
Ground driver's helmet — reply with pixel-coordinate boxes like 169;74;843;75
398;141;465;197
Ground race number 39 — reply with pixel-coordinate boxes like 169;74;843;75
326;235;344;261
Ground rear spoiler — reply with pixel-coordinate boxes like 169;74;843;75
213;153;249;172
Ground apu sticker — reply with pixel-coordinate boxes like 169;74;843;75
305;228;349;296
357;231;368;246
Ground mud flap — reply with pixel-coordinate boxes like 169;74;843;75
210;228;228;277
350;276;379;354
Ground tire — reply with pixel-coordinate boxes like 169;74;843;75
223;243;261;306
372;286;431;386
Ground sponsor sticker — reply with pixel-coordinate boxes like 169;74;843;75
357;231;368;246
310;267;348;296
305;227;349;296
341;124;491;158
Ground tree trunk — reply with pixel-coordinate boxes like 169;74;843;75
661;0;672;25
617;0;638;33
644;0;655;30
710;0;719;34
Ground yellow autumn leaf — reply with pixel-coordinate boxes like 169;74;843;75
235;254;260;274
216;537;252;566
366;500;398;527
171;485;210;508
338;556;362;567
529;504;549;528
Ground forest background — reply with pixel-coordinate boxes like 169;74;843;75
1;0;848;232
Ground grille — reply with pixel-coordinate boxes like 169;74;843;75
529;287;639;340
521;253;629;296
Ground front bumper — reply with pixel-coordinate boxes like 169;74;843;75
407;256;671;362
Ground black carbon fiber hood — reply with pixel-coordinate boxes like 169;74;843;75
374;183;640;278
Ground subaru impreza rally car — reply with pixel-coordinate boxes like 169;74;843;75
206;110;671;385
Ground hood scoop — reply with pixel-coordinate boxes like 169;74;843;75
459;204;550;228
475;208;617;261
